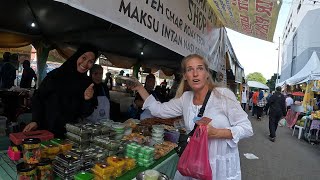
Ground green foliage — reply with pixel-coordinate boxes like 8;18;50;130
266;73;278;91
246;72;267;84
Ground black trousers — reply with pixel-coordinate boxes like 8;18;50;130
269;115;282;138
252;105;257;116
257;106;264;119
241;103;246;111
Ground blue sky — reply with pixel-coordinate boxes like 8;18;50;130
227;1;292;80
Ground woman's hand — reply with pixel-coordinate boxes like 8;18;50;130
126;77;143;91
84;83;94;100
207;125;220;138
196;117;212;126
196;117;232;139
23;122;38;132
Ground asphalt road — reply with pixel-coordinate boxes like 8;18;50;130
239;113;320;180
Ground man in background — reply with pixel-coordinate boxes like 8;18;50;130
286;94;294;111
252;89;259;117
268;86;286;142
20;60;37;88
241;89;247;111
128;74;160;120
0;52;16;89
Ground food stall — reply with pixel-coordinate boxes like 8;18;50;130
0;0;283;178
1;117;184;179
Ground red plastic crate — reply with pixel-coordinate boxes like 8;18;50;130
9;130;54;145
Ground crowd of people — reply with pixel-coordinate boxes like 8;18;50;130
0;52;38;89
243;87;299;142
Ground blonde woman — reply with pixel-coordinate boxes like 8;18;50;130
130;54;253;180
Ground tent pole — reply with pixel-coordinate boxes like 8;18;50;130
33;41;51;87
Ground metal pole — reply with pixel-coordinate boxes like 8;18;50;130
276;36;280;87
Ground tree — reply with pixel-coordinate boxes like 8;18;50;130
266;73;278;92
246;72;267;84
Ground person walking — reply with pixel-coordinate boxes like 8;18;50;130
252;89;259;117
241;89;247;111
248;91;253;111
256;90;265;120
268;87;286;142
264;92;272;115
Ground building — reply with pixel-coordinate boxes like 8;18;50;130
279;0;320;83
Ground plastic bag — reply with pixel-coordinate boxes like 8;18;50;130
177;125;212;180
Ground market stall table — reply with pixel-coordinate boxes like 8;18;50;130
0;150;178;180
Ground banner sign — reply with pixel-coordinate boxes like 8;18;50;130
207;0;282;42
55;0;226;74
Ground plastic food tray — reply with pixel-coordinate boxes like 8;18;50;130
53;161;79;175
54;153;81;168
65;124;90;137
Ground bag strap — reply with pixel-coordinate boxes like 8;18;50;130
189;90;212;136
197;90;212;117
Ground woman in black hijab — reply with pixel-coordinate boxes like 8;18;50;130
23;46;99;138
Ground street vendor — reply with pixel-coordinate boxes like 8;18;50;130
129;54;253;180
87;64;110;122
23;46;99;138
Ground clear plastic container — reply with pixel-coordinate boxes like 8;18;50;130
112;122;125;131
53;161;79;175
17;162;37;180
92;163;114;177
107;140;121;150
152;125;164;133
151;131;164;138
22;138;41;164
74;171;94;180
65;123;90;137
50;138;73;152
54;153;81;168
54;168;75;180
37;158;53;180
41;141;60;155
145;170;160;180
65;132;90;142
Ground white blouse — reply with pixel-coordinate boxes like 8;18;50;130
142;87;253;180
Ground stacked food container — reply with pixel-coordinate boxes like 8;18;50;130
53;153;82;179
125;142;155;168
111;122;125;140
151;125;164;144
65;124;91;148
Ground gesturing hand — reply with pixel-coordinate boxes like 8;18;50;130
84;83;94;100
196;117;212;126
23;122;38;132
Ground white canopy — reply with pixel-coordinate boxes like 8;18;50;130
247;81;269;89
277;51;320;86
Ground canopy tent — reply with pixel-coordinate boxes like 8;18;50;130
247;81;269;90
0;0;184;79
277;51;320;86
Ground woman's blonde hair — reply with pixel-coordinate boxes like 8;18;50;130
175;54;216;98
